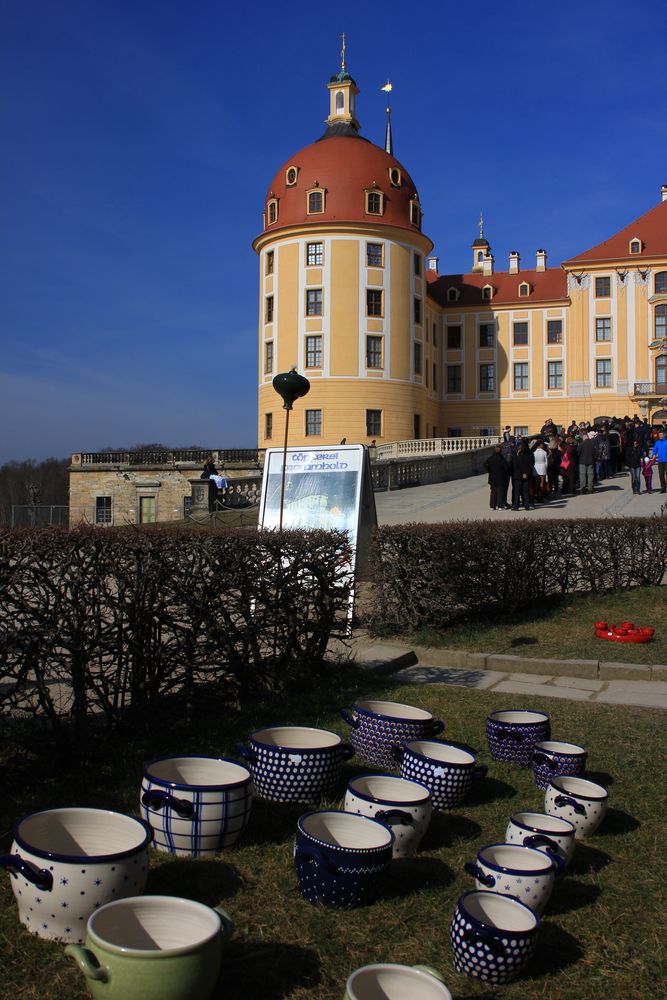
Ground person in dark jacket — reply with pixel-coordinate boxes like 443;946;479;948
626;438;642;494
484;445;509;510
578;433;596;493
511;443;534;510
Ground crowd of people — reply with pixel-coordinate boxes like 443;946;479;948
484;415;667;511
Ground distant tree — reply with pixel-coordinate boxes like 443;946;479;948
0;457;69;524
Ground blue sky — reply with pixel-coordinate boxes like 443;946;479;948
2;0;666;463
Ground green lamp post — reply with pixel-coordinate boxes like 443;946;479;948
272;367;310;529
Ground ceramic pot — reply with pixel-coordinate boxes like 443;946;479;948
344;774;432;859
397;740;486;811
545;775;608;839
140;756;252;857
237;726;353;804
463;842;561;915
450;890;540;984
505;811;577;868
345;964;452;999
340;700;444;769
65;896;233;1000
532;740;587;789
0;808;152;942
486;710;550;767
294;810;393;909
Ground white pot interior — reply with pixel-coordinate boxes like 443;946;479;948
348;965;451;1000
302;811;392;850
356;700;433;722
462;892;538;932
252;727;341;750
408;742;474;766
18;808;148;857
480;844;553;873
550;776;608;799
510;812;575;835
348;775;430;804
146;757;250;786
488;711;548;725
90;897;219;953
535;741;586;755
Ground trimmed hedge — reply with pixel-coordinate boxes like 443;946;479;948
368;518;667;632
0;525;352;758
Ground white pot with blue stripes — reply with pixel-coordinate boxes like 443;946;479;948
140;756;253;857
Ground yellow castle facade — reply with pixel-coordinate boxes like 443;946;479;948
254;62;667;445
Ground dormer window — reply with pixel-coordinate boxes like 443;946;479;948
482;284;494;301
388;167;402;187
365;189;384;215
447;287;460;303
285;166;299;186
335;90;345;112
307;188;325;214
519;282;531;297
629;237;642;255
266;198;278;226
410;197;421;229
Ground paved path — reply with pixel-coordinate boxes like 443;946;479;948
375;468;667;524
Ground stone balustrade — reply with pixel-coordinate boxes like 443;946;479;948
375;436;501;461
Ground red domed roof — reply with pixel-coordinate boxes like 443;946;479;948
261;134;422;234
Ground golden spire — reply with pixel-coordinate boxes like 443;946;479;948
341;32;346;72
479;211;484;239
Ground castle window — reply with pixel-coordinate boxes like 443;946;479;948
306;289;323;316
629;237;642;254
479;323;495;348
414;342;422;376
513;362;529;391
285;166;298;186
366;409;382;436
366;289;383;317
388;167;401;187
655;272;667;294
547;320;563;344
267;199;278;225
513;321;528;346
366;242;383;267
410;198;421;228
265;296;274;323
432;363;437;391
365;190;384;215
305;335;322;368
656;304;667;340
482;284;493;301
366;335;383;369
548;361;563;389
306;242;323;266
447;366;462;393
479;363;495;392
447;325;461;350
596;358;612;388
595;317;612;341
432;322;437;348
264;341;273;374
414;253;422;276
335;90;344;112
447;287;459;302
656;354;667;386
95;496;112;525
519;282;530;297
305;409;322;436
265;251;274;275
307;189;325;214
265;413;273;440
595;276;611;297
414;298;422;324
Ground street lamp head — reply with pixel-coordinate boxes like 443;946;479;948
272;367;311;410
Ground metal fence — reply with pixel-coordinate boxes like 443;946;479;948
11;505;70;527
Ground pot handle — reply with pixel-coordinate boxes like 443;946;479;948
473;764;488;780
390;744;405;764
524;835;566;876
497;727;523;743
411;965;446;983
235;743;256;764
427;718;445;736
462;928;506;958
0;854;53;892
533;752;554;768
213;906;235;940
554;794;587;816
376;808;414;826
463;861;495;888
339;709;359;729
340;743;355;761
141;789;195;819
294;846;338;876
64;945;110;983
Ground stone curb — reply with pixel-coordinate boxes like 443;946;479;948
341;634;666;683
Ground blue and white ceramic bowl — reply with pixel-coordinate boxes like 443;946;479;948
545;775;608;840
140;756;252;857
463;842;560;915
294;810;393;909
450;890;540;984
486;710;551;768
0;807;152;943
397;740;486;811
238;726;353;804
340;700;444;770
344;774;432;859
505;811;577;868
532;740;587;789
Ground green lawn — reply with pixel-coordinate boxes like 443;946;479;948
0;668;664;1000
403;587;667;665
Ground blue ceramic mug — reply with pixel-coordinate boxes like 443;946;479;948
294;810;393;909
486;710;550;767
396;740;487;810
450;890;540;984
237;726;354;804
340;700;444;769
532;740;587;789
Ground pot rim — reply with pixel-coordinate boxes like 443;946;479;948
14;808;153;863
346;773;432;806
353;700;434;723
404;740;476;767
509;813;576;836
487;710;550;726
87;895;221;957
143;755;252;791
297;809;394;852
457;890;540;935
249;726;343;752
477;843;556;875
548;776;608;800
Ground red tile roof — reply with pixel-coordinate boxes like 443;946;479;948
426;267;568;308
563;197;667;265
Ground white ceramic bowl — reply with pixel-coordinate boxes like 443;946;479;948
345;774;432;858
545;775;608;839
506;811;577;867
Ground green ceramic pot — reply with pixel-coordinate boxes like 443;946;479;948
344;963;452;999
65;896;233;1000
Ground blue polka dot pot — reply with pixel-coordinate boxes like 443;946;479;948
545;775;609;840
486;710;550;768
450;890;540;984
397;740;487;811
340;700;444;770
0;807;152;943
532;740;588;789
505;811;577;868
237;726;354;804
344;774;433;859
140;756;252;857
463;842;562;915
294;810;394;909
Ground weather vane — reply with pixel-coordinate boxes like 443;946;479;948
341;32;346;72
479;211;484;239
